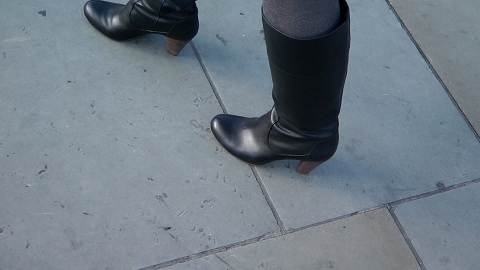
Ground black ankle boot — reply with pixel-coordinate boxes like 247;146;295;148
211;0;350;174
84;0;199;55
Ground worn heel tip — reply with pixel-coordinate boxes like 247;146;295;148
296;161;325;175
166;38;190;56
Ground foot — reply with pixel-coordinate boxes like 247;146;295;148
84;0;145;40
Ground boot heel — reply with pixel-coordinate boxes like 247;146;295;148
166;38;190;56
296;160;325;175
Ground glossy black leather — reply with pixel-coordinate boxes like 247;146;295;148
211;0;350;166
211;109;340;165
84;0;198;41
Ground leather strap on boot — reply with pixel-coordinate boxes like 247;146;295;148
129;0;198;40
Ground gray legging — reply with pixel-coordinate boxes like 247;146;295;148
262;0;341;38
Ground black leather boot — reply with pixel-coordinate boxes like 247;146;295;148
211;0;350;174
84;0;199;55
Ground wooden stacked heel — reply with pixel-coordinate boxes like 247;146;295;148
166;38;191;56
296;160;325;175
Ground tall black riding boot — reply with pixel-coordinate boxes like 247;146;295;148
211;0;350;174
84;0;198;55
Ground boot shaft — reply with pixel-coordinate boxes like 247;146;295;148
263;0;350;135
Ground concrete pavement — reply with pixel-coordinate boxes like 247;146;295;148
1;0;479;269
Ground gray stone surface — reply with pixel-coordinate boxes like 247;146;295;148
164;208;421;270
194;0;272;116
389;0;480;136
0;1;278;269
196;0;480;229
1;0;480;269
394;183;480;270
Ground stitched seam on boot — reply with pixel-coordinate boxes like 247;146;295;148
267;115;308;158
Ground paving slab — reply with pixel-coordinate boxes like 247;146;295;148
0;1;278;269
394;183;480;270
196;0;480;229
389;0;480;136
163;208;421;270
194;0;272;116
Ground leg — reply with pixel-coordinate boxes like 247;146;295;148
262;0;341;38
211;0;350;174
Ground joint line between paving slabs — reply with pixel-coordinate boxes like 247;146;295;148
389;177;480;207
190;42;286;234
251;166;288;234
284;205;386;235
384;0;480;141
386;178;480;269
388;205;427;270
141;209;377;269
141;206;406;269
190;42;228;114
139;232;279;270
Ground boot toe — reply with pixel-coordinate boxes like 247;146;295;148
84;0;140;40
211;113;276;165
211;114;240;149
84;0;107;26
84;0;113;37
